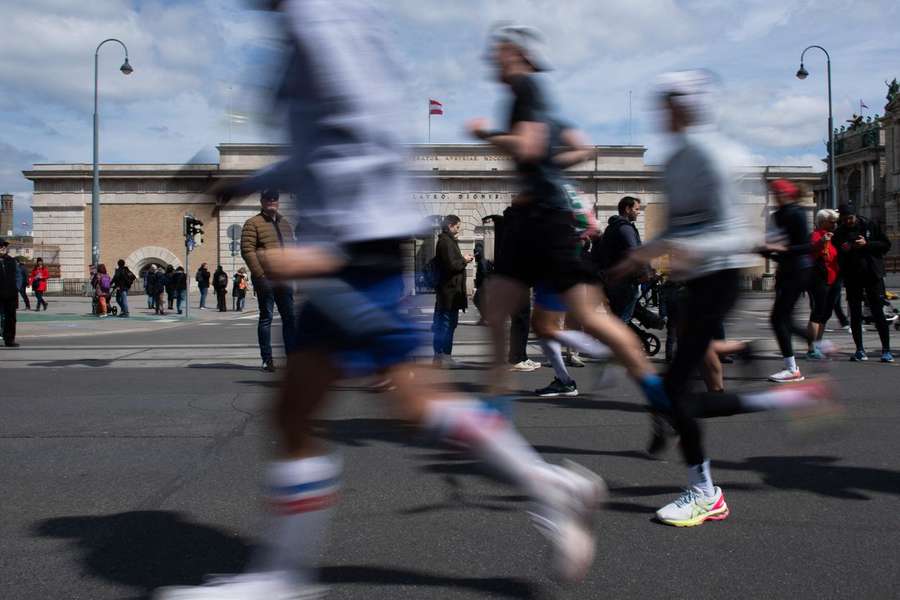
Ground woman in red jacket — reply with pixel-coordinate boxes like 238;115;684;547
30;258;49;311
806;209;840;358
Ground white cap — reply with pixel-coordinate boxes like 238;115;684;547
488;25;553;72
655;69;719;125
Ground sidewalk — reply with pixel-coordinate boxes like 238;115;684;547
10;295;261;339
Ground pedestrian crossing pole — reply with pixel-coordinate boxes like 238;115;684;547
183;215;204;320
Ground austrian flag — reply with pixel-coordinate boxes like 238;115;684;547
429;99;444;116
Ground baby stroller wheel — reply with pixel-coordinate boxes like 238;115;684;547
642;332;661;357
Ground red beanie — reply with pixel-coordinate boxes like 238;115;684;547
770;178;800;199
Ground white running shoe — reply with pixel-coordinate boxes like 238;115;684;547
153;573;327;600
510;360;539;372
531;460;606;582
525;359;542;370
768;369;805;383
656;486;729;527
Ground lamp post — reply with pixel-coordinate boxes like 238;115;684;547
92;39;133;268
796;45;836;210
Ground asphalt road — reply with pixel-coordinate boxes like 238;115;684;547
2;294;900;599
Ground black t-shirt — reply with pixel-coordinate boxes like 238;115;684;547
507;74;567;210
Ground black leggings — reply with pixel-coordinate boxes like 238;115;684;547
846;279;891;352
770;269;813;358
664;269;742;466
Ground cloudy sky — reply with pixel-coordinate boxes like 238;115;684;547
2;0;899;232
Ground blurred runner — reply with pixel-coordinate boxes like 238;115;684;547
154;4;604;598
611;70;838;527
469;25;669;412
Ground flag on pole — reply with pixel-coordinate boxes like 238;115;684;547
429;99;444;115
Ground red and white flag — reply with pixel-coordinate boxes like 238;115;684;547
429;99;444;116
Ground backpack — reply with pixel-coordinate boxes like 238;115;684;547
420;256;440;289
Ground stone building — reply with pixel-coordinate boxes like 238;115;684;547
882;83;900;260
23;143;821;291
0;193;13;237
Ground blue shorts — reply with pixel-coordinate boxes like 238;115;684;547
293;271;423;376
534;284;567;312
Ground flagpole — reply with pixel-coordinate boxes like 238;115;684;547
428;100;431;144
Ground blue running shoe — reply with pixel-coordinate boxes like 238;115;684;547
806;349;825;361
850;350;868;362
881;351;895;363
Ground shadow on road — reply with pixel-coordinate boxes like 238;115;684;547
33;511;252;600
33;511;542;599
188;363;266;371
31;358;116;367
714;455;900;500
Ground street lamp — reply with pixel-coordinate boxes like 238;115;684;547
92;38;133;268
796;45;836;210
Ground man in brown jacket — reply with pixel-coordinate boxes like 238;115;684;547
241;189;296;372
432;215;473;367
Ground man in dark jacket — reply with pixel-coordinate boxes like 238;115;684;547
195;263;211;310
111;259;135;317
171;266;188;314
598;196;643;321
432;214;473;366
0;239;21;346
146;264;166;315
833;204;893;362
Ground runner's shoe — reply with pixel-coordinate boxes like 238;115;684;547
564;353;585;368
525;359;542;370
510;360;540;372
881;351;894;363
655;486;729;527
535;378;578;397
531;461;606;582
806;348;825;361
768;369;804;383
850;350;868;362
153;573;328;600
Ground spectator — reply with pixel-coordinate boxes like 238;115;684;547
0;239;20;347
432;214;473;366
833;203;893;362
30;258;49;311
143;268;154;310
240;189;296;372
232;267;248;312
164;265;176;311
15;258;30;311
111;259;135;318
172;266;188;314
597;196;644;321
806;209;840;358
92;263;112;317
195;262;211;310
213;265;229;312
146;264;166;315
472;241;492;326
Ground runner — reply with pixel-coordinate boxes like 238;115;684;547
611;70;838;527
469;25;669;412
153;5;605;598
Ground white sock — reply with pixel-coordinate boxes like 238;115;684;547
688;460;715;497
423;399;557;503
784;355;798;371
553;330;612;359
251;455;341;581
539;339;573;384
739;387;820;411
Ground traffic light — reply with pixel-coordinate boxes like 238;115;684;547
183;215;204;250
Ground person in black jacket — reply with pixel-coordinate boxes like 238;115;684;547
762;179;816;383
171;266;188;314
833;203;893;362
432;215;473;366
0;239;20;347
110;259;135;317
195;263;211;310
597;196;644;321
164;265;176;310
146;264;166;315
212;265;229;312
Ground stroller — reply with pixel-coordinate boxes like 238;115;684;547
628;275;666;356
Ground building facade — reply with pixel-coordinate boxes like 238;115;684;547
883;85;900;260
23;143;821;291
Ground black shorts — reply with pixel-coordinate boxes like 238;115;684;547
493;205;588;293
